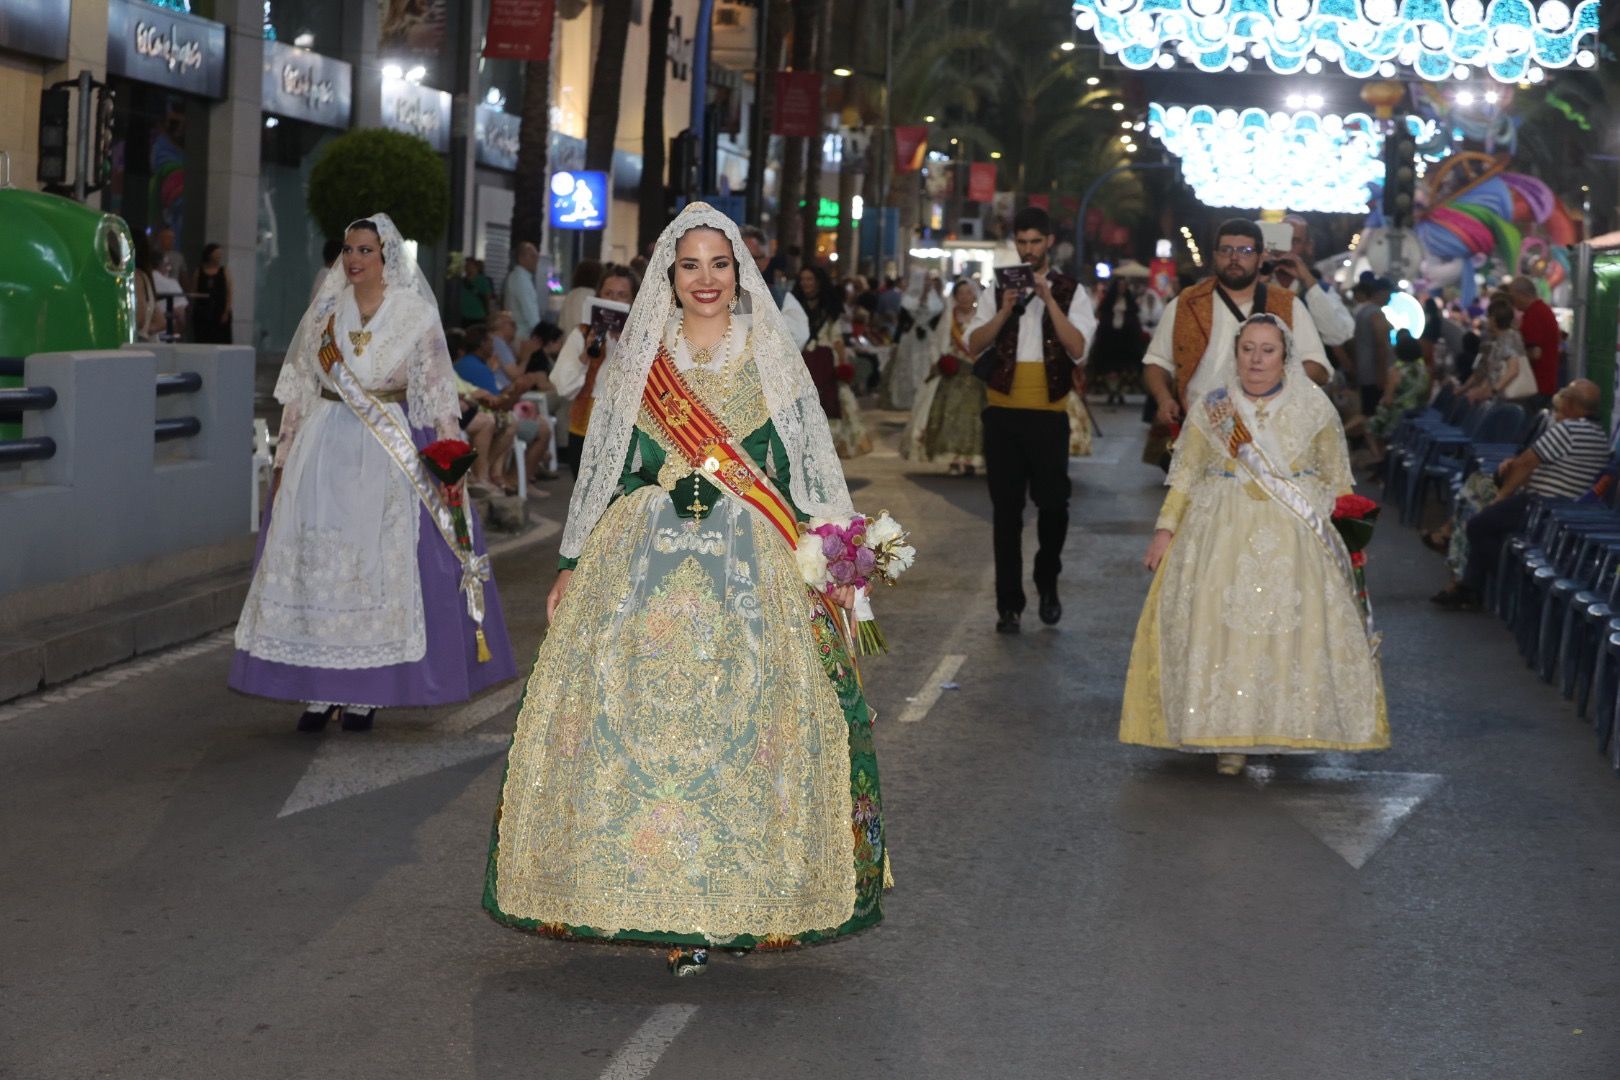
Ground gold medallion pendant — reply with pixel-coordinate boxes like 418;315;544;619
348;330;373;357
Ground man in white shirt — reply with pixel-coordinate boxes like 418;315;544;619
964;206;1097;633
741;225;810;350
1143;218;1330;428
1270;214;1355;349
504;241;543;340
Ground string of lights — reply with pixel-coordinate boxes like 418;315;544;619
1072;0;1598;82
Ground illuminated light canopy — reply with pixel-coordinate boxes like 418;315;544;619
1147;103;1388;214
1073;0;1599;82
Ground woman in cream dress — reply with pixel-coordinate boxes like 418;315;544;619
1121;314;1387;775
484;205;887;975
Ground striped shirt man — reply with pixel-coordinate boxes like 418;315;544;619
1526;417;1610;499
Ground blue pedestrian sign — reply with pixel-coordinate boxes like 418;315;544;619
549;170;608;231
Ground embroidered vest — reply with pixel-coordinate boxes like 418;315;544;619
983;270;1079;403
1170;278;1295;399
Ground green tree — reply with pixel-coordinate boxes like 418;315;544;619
307;129;450;243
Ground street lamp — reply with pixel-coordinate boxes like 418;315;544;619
833;67;854;78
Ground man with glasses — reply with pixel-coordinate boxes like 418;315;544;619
1142;219;1330;428
741;225;811;351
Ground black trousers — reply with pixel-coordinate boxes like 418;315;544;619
1462;492;1531;591
982;406;1071;613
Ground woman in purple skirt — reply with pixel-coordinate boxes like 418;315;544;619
230;213;516;731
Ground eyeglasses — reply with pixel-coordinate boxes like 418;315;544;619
1215;245;1258;258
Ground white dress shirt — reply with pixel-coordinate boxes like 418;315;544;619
1144;287;1328;401
504;265;542;339
778;290;811;352
964;268;1098;363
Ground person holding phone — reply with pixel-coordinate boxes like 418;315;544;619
964;206;1097;633
550;264;639;475
1142;219;1331;431
1268;215;1355;352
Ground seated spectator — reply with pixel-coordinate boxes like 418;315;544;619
1460;295;1533;405
1432;379;1609;611
453;324;531;495
489;310;525;386
1351;330;1431;469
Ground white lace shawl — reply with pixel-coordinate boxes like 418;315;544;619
272;212;458;465
560;203;855;559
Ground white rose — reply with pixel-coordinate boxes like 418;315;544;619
884;542;916;578
866;512;903;547
795;535;830;587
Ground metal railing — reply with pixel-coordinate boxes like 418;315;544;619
0;370;206;466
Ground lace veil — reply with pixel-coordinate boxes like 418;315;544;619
560;202;855;559
1188;312;1336;469
274;213;440;418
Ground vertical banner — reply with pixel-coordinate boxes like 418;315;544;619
484;0;555;60
893;126;928;173
1149;257;1178;297
772;72;822;137
967;162;997;203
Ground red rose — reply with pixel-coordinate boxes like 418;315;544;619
937;355;960;377
1333;493;1380;521
835;363;856;384
423;439;473;471
1350;551;1367;568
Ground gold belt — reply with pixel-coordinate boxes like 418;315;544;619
322;387;407;404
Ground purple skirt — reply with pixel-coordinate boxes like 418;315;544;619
228;424;518;707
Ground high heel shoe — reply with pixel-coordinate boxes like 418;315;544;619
666;947;709;976
297;705;340;733
341;707;375;732
1215;753;1247;776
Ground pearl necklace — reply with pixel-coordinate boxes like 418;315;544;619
680;316;734;370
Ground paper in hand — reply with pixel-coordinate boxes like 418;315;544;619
587;298;630;337
995;264;1035;292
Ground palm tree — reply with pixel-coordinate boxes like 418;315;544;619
582;0;635;259
509;50;555;247
638;0;675;253
776;0;821;253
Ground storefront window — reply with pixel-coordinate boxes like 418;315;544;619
263;0;344;52
478;56;523;114
256;121;337;353
379;0;463;92
103;81;209;279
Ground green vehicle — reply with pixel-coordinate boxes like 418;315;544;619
0;188;136;439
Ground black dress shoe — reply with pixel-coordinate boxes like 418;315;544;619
296;706;335;733
996;610;1021;634
1038;590;1062;625
340;708;375;732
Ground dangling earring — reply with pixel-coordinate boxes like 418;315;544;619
729;290;740;314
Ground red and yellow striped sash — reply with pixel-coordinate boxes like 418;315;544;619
641;346;801;547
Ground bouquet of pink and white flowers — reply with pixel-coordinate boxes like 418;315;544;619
795;511;916;655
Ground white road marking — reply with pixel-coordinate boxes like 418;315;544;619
896;654;967;724
277;682;526;818
1259;767;1445;869
596;1004;700;1080
0;630;235;725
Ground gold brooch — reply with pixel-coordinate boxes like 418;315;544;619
348;330;372;357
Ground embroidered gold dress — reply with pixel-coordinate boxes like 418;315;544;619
1120;383;1388;754
484;334;885;948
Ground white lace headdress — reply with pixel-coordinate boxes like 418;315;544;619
1191;311;1332;467
560;202;855;559
274;213;440;413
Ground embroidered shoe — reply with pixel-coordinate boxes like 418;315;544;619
341;708;375;732
297;706;337;733
666;947;709;977
1216;753;1247;776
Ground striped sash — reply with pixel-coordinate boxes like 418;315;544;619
640;345;801;548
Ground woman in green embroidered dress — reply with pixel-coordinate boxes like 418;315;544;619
484;205;889;976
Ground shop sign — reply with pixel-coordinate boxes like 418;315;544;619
0;0;71;61
107;0;227;100
381;78;452;153
262;40;352;129
549;170;607;231
475;105;522;170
